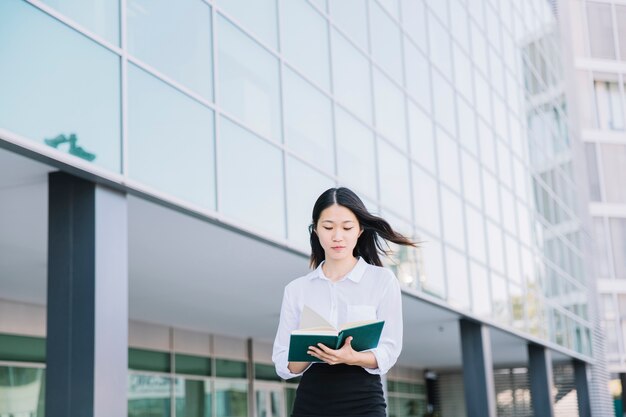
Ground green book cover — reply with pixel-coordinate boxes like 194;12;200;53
288;320;385;362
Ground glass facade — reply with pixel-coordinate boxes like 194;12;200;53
0;0;592;374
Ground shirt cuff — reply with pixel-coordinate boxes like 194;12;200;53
363;348;386;375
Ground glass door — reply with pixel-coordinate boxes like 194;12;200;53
255;381;284;417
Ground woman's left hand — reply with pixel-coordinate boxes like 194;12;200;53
307;337;357;365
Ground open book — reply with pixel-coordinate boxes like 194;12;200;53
288;305;384;362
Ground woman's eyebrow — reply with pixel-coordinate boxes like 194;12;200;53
321;220;354;223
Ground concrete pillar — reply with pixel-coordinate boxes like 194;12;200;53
459;319;496;417
527;343;555;417
46;172;128;417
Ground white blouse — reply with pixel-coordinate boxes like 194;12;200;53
272;256;403;380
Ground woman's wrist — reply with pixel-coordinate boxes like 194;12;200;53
348;350;377;369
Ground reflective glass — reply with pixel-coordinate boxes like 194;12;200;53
127;64;215;209
335;107;377;196
42;0;119;45
373;70;407;150
128;373;172;417
128;0;213;100
586;2;616;59
461;151;481;208
474;73;492;122
283;68;334;172
600;143;626;203
215;380;248;417
0;0;121;172
584;144;601;201
418;239;446;298
408;103;436;173
377;0;399;17
487;220;505;274
175;377;211;417
592;217;612;278
464;205;486;263
441;188;465;251
491;273;509;324
217;16;281;141
437;129;461;192
0;366;45;416
446;246;470;309
427;0;449;24
453;45;474;103
610;218;626;280
479;120;496;172
331;29;373;124
400;0;427;52
329;0;368;51
482;171;500;222
432;71;456;135
509;282;525;331
471;21;488;76
470;261;491;316
217;0;278;49
497;139;512;188
457;98;478;156
428;10;452;80
286;156;335;248
404;39;431;112
369;1;403;81
280;0;330;89
504;234;521;284
218;117;285;237
594;80;625;131
412;163;441;237
449;0;469;52
378;140;412;220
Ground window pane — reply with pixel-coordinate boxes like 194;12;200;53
412;164;441;237
217;16;281;141
373;70;407;150
377;140;412;220
404;39;431;112
175;378;211;417
0;334;46;363
331;29;372;124
129;348;171;373
129;374;172;417
128;64;216;209
600;144;626;203
286;157;335;248
432;70;456;135
335;107;377;196
0;367;45;416
592;217;612;278
215;359;248;379
217;0;278;49
470;262;491;317
400;0;427;52
482;170;500;222
441;188;465;251
610;218;626;280
594;81;625;130
616;6;626;59
280;0;330;89
491;273;509;324
428;10;452;80
329;0;368;51
437;129;461;192
128;0;213;100
446;247;470;309
461;151;481;208
487;220;505;274
465;205;486;263
457;97;478;156
369;1;403;81
215;380;248;417
408;102;436;173
586;2;616;59
0;0;121;172
41;0;119;44
584;143;602;201
218;117;285;237
418;239;446;298
283;68;334;172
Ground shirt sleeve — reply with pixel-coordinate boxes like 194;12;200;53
364;271;403;375
272;284;312;380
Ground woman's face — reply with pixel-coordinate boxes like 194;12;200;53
315;204;363;261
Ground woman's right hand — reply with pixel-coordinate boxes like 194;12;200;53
287;361;311;374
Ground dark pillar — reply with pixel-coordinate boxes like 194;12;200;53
620;373;626;417
459;319;496;417
46;172;128;417
527;343;555;417
573;360;591;417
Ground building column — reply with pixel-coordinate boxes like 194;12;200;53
527;343;555;417
573;359;591;417
459;319;496;417
620;373;626;417
46;172;128;417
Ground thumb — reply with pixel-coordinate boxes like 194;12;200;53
345;336;353;347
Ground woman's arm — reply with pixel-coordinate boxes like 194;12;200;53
288;361;311;374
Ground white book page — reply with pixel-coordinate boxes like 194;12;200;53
299;305;335;330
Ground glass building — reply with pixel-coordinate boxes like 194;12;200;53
0;0;612;416
566;0;626;415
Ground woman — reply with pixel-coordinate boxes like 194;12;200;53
272;187;419;417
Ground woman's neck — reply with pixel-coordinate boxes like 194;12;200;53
322;256;359;282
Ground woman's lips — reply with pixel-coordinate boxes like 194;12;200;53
331;246;345;250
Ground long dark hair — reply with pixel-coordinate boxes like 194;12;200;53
308;187;420;268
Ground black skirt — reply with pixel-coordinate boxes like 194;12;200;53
291;363;386;417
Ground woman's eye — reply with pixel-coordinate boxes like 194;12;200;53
345;228;353;231
324;227;332;230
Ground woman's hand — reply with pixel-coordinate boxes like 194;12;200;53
307;337;358;365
